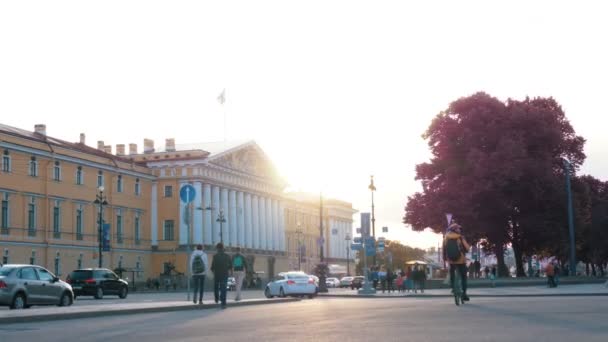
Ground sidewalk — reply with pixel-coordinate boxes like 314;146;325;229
320;283;608;298
0;297;299;325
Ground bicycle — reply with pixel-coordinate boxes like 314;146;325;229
452;268;465;306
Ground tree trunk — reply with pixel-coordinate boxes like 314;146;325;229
511;243;526;277
494;244;509;277
591;263;597;277
599;264;605;277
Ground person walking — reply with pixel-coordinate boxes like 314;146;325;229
546;262;556;288
190;244;209;304
211;243;232;309
232;247;248;301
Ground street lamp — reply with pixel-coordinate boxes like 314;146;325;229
345;234;351;276
197;206;226;245
369;176;377;266
562;158;577;276
93;186;108;268
296;223;303;271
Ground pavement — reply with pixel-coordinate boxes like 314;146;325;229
2;296;607;341
321;283;608;298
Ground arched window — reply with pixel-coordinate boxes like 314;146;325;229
29;156;38;177
2;150;10;173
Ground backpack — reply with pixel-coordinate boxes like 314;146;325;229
446;238;462;262
233;255;244;270
192;254;205;274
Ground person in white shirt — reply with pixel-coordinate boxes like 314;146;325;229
190;244;209;304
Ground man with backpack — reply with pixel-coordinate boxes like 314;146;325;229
190;244;209;304
443;222;471;301
232;247;248;301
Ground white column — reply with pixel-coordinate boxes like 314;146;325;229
193;182;203;244
265;197;272;251
259;197;267;250
272;198;277;251
212;186;220;244
221;188;229;245
279;201;285;251
244;193;252;248
252;195;260;249
203;184;212;245
151;182;158;246
237;191;245;247
229;189;237;247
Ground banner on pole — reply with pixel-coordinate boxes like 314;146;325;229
361;213;371;237
102;223;111;252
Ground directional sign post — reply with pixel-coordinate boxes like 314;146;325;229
180;184;196;302
377;240;385;253
353;237;362;244
351;243;363;251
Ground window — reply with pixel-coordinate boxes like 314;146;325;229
2;249;9;264
164;185;173;198
97;170;104;187
53;201;61;239
76;205;83;240
53;161;61;181
1;193;8;235
2;150;10;173
30;250;36;265
27;198;36;237
39;266;55;281
163;220;175;241
19;267;37;280
54;253;61;276
29;156;38;177
116;210;123;244
76;166;83;185
134;215;141;245
118;255;123;270
117;175;123;193
136;258;142;278
77;253;83;269
135;178;141;196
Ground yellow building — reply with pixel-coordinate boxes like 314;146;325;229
1;123;355;286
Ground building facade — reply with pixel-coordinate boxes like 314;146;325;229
0;123;355;285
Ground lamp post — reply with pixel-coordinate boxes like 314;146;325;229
296;223;303;271
198;206;226;245
369;176;377;266
93;186;108;268
345;234;351;276
563;158;577;276
318;193;328;293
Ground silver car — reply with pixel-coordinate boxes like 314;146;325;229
0;264;74;309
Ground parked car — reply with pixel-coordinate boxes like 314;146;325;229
309;275;320;292
325;277;340;288
0;264;74;309
66;268;128;300
340;276;354;288
264;271;317;299
351;276;366;290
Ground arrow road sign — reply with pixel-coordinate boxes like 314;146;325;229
180;184;196;204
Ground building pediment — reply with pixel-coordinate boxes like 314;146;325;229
208;141;280;181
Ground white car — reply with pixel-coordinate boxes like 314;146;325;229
264;272;317;299
340;276;354;288
325;277;340;288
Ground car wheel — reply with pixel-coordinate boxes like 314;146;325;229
118;286;128;299
94;287;104;299
10;293;26;310
279;287;286;298
308;294;315;299
264;287;273;298
58;292;72;307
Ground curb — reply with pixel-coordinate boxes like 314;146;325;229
319;293;608;299
0;298;300;325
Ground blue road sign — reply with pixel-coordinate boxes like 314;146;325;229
180;184;196;204
353;237;362;244
365;243;376;256
378;240;385;253
102;223;111;252
351;243;363;251
365;236;375;246
361;213;371;237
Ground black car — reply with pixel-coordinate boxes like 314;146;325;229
66;268;128;300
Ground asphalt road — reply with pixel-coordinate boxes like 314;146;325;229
1;297;607;341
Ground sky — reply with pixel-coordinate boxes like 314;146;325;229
1;1;607;249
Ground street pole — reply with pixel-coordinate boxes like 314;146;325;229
563;159;577;276
217;209;226;245
346;234;351;276
318;193;327;293
94;186;107;268
358;233;376;295
186;202;192;302
369;176;376;267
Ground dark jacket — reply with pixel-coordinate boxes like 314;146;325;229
211;251;232;280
